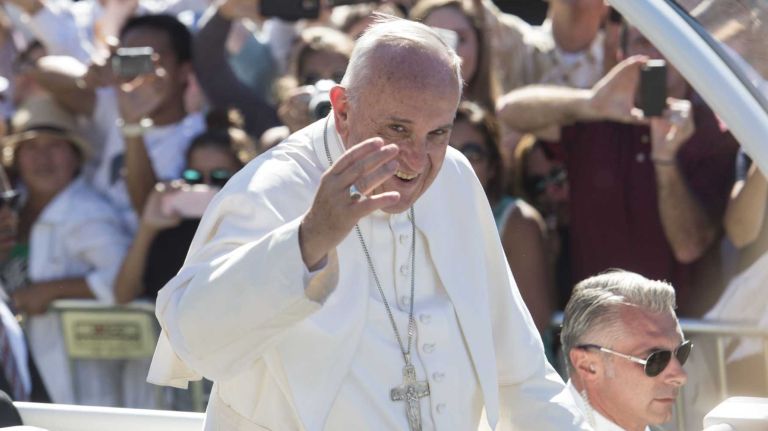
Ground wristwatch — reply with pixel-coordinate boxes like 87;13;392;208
116;117;154;138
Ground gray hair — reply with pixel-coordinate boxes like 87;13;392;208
339;14;463;105
560;269;677;372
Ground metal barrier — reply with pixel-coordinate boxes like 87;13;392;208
550;313;768;431
49;299;207;413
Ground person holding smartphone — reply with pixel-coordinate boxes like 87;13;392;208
114;110;256;305
496;25;740;316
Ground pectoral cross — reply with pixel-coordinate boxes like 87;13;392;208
390;361;430;431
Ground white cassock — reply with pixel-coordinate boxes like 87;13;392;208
148;116;589;430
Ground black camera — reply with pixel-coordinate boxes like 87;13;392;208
111;47;155;78
308;79;335;120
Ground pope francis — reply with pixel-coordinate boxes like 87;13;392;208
148;15;590;431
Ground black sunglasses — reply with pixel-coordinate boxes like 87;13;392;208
0;190;20;211
524;166;568;196
182;169;232;188
577;339;693;377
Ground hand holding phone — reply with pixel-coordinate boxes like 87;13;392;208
111;47;155;78
160;184;219;219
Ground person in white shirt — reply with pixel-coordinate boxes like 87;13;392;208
482;0;611;94
148;15;590;431
561;270;691;431
89;14;204;233
3;95;130;405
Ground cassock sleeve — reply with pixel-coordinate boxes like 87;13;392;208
466;169;590;430
153;153;338;383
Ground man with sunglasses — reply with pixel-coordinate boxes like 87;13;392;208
562;270;690;431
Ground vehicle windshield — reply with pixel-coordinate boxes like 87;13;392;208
670;0;768;109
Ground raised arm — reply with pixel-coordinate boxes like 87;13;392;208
496;56;647;138
194;1;279;138
28;56;96;116
116;69;168;214
651;100;717;263
114;184;182;304
725;161;768;248
155;183;333;381
6;0;92;62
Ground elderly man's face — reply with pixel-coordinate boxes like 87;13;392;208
333;48;461;214
588;306;688;430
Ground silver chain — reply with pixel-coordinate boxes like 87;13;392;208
322;116;417;362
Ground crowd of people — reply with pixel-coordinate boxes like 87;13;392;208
0;0;761;429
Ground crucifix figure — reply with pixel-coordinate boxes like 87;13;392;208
390;361;431;431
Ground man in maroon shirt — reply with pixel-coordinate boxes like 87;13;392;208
497;27;739;315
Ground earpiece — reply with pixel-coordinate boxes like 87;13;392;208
589;364;596;373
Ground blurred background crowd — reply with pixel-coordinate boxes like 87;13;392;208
0;0;762;417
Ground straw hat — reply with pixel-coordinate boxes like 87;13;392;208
2;95;91;167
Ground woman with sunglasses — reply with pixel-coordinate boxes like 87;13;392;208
515;136;572;310
114;110;257;305
449;101;555;334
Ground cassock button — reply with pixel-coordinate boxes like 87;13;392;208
399;234;408;245
419;314;431;324
400;265;409;276
432;372;445;382
641;134;650;144
636;153;646;163
436;403;446;414
423;343;435;353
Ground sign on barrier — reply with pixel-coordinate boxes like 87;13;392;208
60;311;157;359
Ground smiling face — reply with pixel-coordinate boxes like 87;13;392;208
587;306;688;430
17;134;80;197
332;44;461;214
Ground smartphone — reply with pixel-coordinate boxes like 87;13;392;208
111;47;155;78
161;185;219;219
260;0;320;21
639;60;667;117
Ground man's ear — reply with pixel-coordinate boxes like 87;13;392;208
330;85;350;141
570;348;600;382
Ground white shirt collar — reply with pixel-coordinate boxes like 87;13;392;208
567;380;651;431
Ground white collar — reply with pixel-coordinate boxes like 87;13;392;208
567;380;651;431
